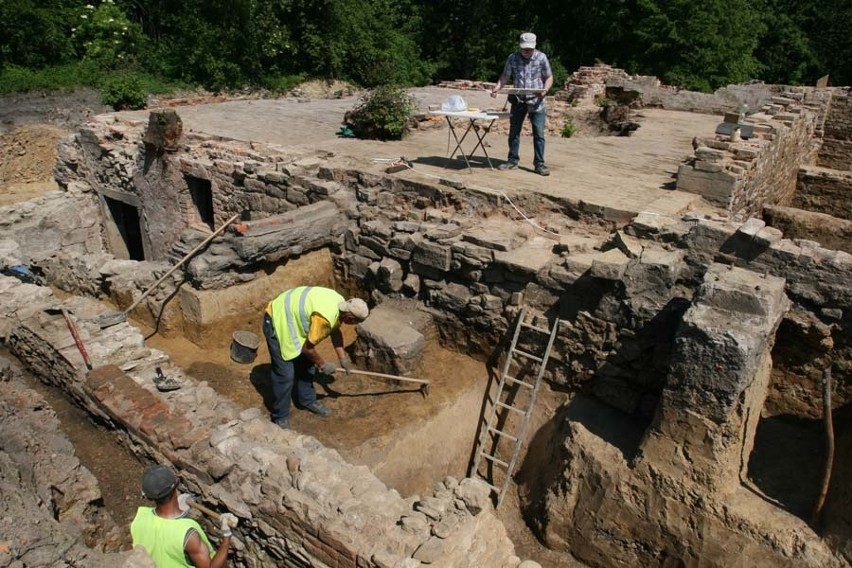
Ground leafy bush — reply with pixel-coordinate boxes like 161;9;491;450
100;73;147;110
72;0;145;69
345;86;417;140
561;119;577;138
261;73;308;94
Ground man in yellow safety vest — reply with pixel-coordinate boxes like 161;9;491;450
263;286;369;429
131;464;237;568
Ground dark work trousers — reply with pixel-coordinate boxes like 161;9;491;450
507;102;546;167
262;313;319;422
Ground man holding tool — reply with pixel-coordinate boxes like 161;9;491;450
490;32;554;176
131;464;237;568
263;286;369;429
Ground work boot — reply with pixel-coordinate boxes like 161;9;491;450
535;164;550;176
304;401;331;417
498;161;518;171
275;418;290;430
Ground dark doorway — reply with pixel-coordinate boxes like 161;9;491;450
187;177;214;230
104;196;145;260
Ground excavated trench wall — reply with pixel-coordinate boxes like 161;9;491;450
0;106;850;566
819;91;852;171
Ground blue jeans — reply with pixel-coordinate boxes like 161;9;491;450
507;103;546;167
263;313;318;422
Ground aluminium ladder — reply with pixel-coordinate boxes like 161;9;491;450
470;307;560;506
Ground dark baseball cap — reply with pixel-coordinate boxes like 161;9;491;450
141;464;177;500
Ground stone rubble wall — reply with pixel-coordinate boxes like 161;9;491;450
0;275;524;568
676;87;830;219
541;265;844;567
819;91;852;171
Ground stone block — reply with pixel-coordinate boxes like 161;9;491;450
354;304;426;376
590;249;631;281
412;240;452;272
736;218;766;238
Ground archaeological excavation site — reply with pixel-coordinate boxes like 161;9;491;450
1;69;851;567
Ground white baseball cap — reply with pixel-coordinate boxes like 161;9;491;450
519;33;536;49
339;298;369;321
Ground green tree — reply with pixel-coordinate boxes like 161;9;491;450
72;1;145;69
631;0;765;91
807;0;852;85
0;0;77;69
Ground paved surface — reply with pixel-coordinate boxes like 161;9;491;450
117;87;723;222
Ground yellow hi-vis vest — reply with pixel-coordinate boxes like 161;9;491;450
130;507;213;568
269;286;344;360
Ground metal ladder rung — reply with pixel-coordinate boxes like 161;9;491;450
505;376;533;389
496;401;525;415
487;426;518;442
512;348;542;363
480;453;509;468
520;321;550;334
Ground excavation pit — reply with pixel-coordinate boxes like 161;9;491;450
1;79;850;567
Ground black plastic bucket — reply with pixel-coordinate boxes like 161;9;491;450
231;330;260;364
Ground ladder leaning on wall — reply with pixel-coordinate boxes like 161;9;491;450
470;306;560;507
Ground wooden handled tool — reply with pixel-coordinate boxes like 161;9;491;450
61;307;93;370
335;368;430;398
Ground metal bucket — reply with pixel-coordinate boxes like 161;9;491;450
230;330;260;364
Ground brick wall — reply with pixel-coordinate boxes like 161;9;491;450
676;88;827;219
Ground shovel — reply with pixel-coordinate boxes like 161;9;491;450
96;213;240;329
336;368;430;398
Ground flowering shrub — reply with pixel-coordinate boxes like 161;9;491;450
72;1;144;68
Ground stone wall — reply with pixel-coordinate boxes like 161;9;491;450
763;204;852;254
676;87;827;219
0;278;523;568
793;167;852;220
820;91;852;171
539;267;843;567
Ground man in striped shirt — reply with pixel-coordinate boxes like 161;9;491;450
490;32;554;176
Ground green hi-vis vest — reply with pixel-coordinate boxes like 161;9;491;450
131;507;213;568
270;286;343;360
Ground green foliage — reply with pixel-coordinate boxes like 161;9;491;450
546;55;569;96
286;0;432;87
72;0;145;69
345;86;417;140
261;74;309;94
1;0;849;102
561;119;576;138
631;0;765;91
99;72;147;109
0;61;101;93
0;0;77;69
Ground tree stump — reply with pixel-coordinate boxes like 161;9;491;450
143;109;183;153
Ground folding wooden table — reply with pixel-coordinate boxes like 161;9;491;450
429;110;509;172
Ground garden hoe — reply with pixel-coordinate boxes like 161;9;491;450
335;368;430;399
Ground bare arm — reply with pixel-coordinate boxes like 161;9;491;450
185;530;230;568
